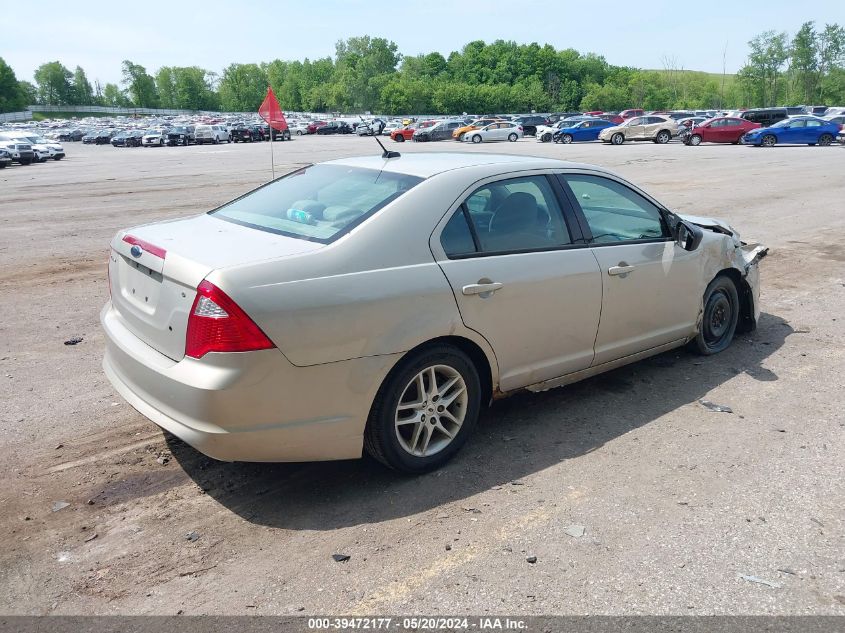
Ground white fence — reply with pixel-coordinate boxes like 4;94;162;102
0;111;33;123
27;105;248;117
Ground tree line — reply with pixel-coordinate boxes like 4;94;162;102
1;24;843;115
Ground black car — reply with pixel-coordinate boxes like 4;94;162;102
58;129;85;142
741;108;789;128
0;148;12;168
111;132;132;147
413;120;464;142
259;124;291;140
250;124;268;141
513;115;550;136
230;124;259;143
547;112;582;125
166;126;195;146
81;131;98;144
315;121;353;135
94;130;114;145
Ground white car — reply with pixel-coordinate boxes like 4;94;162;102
534;119;586;143
383;121;401;136
141;131;165;147
0;139;35;164
194;125;230;145
462;122;523;143
288;122;308;136
19;134;65;160
0;132;60;162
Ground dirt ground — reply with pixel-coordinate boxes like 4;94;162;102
0;135;843;616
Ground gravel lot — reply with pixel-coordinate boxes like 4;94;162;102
0;136;843;615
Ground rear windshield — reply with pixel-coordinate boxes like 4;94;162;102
211;164;424;243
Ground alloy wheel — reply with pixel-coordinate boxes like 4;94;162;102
394;365;468;458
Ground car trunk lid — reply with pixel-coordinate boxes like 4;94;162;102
108;213;321;361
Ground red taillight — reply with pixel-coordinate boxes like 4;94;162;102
185;281;275;359
123;235;167;259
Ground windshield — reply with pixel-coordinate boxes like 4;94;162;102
211;164;424;243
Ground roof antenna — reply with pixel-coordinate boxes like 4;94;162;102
374;135;400;159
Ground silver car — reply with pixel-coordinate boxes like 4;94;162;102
102;153;767;473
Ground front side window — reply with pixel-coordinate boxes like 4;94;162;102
564;175;667;244
443;176;571;256
212;164;423;243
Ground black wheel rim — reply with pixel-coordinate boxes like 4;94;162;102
704;290;732;347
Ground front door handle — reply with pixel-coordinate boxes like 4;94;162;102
462;282;504;296
608;264;635;276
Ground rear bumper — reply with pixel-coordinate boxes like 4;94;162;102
101;302;399;462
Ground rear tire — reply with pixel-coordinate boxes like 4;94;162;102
364;345;481;474
694;275;739;355
819;133;834;146
508;133;518;142
656;130;671;144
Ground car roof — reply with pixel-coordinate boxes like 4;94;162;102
326;153;603;179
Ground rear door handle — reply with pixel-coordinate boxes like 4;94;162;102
608;265;635;276
462;282;504;296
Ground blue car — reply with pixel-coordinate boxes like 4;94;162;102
742;116;840;147
553;118;616;144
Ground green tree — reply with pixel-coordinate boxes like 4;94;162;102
121;60;159;107
18;80;37;106
739;31;789;106
218;63;267;111
0;57;29;112
70;66;94;105
788;23;820;103
102;83;131;108
33;61;73;105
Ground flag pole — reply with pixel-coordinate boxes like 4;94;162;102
269;99;275;180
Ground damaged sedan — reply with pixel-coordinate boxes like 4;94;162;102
101;153;766;473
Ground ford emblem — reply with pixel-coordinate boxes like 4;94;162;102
130;245;143;258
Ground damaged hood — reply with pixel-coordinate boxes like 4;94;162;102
677;213;737;238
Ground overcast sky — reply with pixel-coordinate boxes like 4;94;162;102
5;0;845;85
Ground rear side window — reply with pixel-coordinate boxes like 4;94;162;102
212;164;423;243
564;175;667;244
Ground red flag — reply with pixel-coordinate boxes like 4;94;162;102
258;87;288;131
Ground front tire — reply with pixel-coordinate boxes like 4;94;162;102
541;133;552;143
689;134;702;146
694;275;739;355
394;135;405;142
561;133;573;144
471;134;482;144
364;345;481;474
761;134;776;147
611;133;624;145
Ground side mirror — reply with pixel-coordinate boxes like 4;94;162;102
676;221;703;251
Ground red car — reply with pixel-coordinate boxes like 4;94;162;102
619;109;644;119
597;113;625;125
390;120;435;142
306;121;328;134
684;117;761;146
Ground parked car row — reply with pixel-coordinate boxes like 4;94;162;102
0;130;65;166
